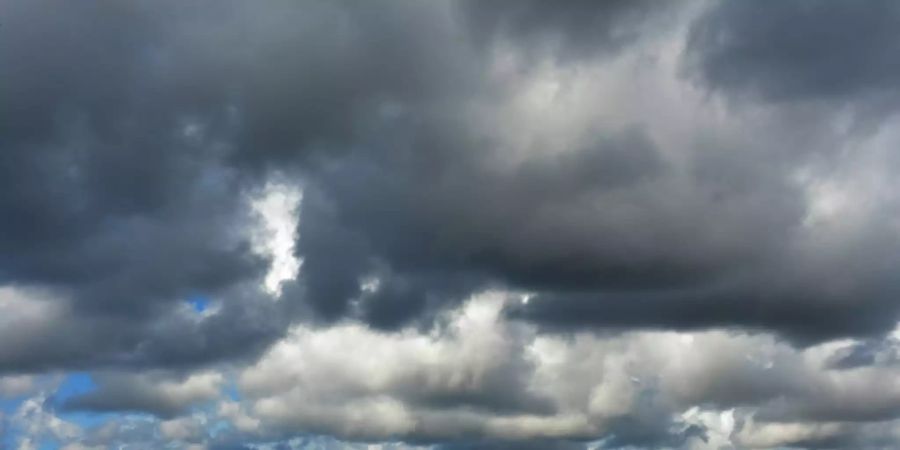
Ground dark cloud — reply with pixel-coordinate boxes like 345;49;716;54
687;0;900;105
5;0;900;448
288;104;900;343
0;285;288;373
291;125;774;323
4;0;896;378
0;0;284;373
461;0;673;60
506;269;900;344
0;0;483;370
598;421;707;450
0;0;263;313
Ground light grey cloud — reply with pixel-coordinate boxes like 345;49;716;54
202;294;900;448
63;371;223;418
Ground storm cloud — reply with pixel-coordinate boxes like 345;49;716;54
4;0;900;448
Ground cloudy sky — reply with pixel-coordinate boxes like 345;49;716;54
4;0;900;448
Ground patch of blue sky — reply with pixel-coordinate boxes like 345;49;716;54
51;372;116;430
188;294;211;313
2;422;18;450
59;409;117;429
53;372;96;403
224;377;242;401
38;442;59;450
0;396;22;414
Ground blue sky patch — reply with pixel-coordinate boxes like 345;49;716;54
53;372;96;404
188;295;210;313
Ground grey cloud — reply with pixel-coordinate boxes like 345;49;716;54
461;0;676;60
260;1;900;342
0;0;276;371
0;286;287;372
826;339;900;370
11;0;897;373
505;271;900;344
292;125;765;322
0;0;482;370
435;440;587;450
687;0;900;105
219;299;900;448
62;371;222;418
6;1;900;448
288;98;900;343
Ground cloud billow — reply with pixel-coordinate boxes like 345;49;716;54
4;0;900;448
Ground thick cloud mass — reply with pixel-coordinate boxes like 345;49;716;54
4;0;900;448
688;0;900;104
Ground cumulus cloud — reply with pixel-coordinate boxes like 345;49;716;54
5;0;900;448
204;294;900;448
9;393;83;448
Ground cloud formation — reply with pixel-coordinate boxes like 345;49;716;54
226;294;900;448
4;0;900;448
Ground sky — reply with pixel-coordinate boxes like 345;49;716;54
4;0;900;448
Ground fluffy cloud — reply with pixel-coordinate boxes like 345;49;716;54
9;393;84;448
5;0;900;448
210;293;900;448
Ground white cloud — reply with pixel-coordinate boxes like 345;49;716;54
250;181;303;297
214;291;900;447
159;414;206;441
10;392;82;449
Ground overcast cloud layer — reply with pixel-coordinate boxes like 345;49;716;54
4;0;900;448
